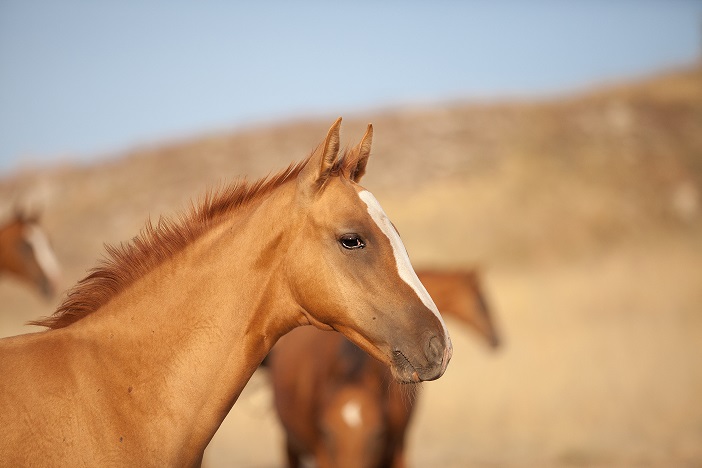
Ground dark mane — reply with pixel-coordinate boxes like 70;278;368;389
29;152;350;330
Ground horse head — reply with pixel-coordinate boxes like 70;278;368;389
0;209;61;298
286;118;452;383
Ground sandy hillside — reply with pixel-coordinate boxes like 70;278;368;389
1;64;701;467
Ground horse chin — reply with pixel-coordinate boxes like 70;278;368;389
390;350;422;384
390;343;451;383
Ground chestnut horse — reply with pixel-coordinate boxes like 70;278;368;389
268;268;499;468
0;209;61;298
0;119;451;467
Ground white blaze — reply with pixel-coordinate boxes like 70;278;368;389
341;400;362;428
24;224;61;282
357;190;450;343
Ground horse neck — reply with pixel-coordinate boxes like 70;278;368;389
63;182;302;459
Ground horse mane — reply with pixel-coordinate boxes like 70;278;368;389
29;149;354;330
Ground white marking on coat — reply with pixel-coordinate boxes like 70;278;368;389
358;190;451;345
23;224;61;281
341;400;362;428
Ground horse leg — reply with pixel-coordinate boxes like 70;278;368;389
390;453;406;468
388;442;407;468
284;437;302;468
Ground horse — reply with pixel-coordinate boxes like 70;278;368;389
0;208;61;298
0;118;452;467
267;268;499;468
416;269;499;348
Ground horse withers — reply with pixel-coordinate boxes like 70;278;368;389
0;209;61;298
268;268;499;468
0;118;451;467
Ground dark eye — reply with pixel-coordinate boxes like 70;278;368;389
339;234;365;250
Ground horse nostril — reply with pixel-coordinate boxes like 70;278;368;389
425;336;443;364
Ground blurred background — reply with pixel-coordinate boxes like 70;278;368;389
1;1;701;466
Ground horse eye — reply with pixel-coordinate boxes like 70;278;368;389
339;234;365;250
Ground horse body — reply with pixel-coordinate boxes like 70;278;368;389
270;328;414;468
268;268;498;468
0;119;451;466
0;210;61;298
270;327;390;468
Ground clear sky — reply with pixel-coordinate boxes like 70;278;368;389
1;1;700;174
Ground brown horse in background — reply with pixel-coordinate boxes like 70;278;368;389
268;268;499;468
0;209;61;298
0;119;452;467
417;269;499;348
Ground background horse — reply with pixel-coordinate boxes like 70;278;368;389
0;119;451;467
417;269;499;348
267;268;498;468
0;209;61;299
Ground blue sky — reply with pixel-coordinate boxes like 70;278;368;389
1;1;700;174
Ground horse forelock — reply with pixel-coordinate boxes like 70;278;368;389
310;145;356;192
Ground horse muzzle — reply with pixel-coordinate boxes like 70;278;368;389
390;333;452;383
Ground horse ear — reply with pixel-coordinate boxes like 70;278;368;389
299;117;342;192
344;124;372;183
